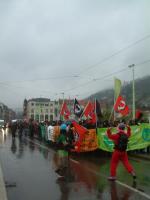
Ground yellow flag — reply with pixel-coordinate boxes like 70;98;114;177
114;78;122;101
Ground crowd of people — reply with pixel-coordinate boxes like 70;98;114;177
8;119;75;149
7;118;150;151
3;118;149;181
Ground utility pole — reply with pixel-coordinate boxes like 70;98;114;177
61;92;64;103
128;64;135;120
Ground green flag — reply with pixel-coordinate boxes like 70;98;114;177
114;78;122;101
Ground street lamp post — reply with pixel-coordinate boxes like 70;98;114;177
128;64;135;120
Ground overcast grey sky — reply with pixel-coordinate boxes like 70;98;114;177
0;0;150;110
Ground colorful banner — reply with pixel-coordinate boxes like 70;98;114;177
97;123;150;152
75;129;98;152
53;126;60;142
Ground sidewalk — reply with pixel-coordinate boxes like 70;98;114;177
0;163;8;200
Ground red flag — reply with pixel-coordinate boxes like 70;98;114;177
60;102;71;120
114;95;129;116
82;101;96;124
82;101;93;117
72;120;88;152
136;110;143;120
86;112;96;125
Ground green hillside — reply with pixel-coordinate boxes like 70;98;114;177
88;76;150;110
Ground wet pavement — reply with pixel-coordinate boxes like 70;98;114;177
0;129;150;200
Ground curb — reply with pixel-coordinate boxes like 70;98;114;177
129;154;150;161
0;164;8;200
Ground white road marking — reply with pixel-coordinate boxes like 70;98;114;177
117;180;150;199
26;138;150;199
0;164;8;200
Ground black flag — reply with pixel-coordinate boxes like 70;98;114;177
95;99;103;118
74;98;83;117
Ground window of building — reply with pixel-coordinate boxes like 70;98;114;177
45;115;48;121
35;114;39;121
46;109;48;113
30;114;34;120
31;103;34;106
31;109;34;113
45;104;49;106
50;109;53;113
50;103;53;107
50;115;53;121
40;115;44;122
54;108;58;117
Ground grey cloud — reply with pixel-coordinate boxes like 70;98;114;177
0;0;149;109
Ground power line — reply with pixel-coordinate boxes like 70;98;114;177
76;34;150;75
0;35;149;85
64;59;150;93
0;82;57;95
0;59;149;98
0;75;80;84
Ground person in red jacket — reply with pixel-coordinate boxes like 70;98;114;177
107;123;136;181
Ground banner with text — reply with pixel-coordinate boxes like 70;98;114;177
74;129;98;152
97;123;150;152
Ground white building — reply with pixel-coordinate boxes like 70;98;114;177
24;98;60;122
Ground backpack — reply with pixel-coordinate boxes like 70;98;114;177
115;133;128;151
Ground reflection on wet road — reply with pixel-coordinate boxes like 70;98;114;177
0;130;150;200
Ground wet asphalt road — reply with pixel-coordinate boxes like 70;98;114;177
0;129;150;200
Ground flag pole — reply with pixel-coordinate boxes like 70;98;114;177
95;98;98;130
80;100;89;119
109;78;115;122
60;92;65;121
113;87;116;122
128;64;135;120
113;77;116;122
110;77;122;123
109;106;114;122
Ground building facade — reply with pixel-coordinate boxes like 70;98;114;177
23;98;60;122
0;102;16;121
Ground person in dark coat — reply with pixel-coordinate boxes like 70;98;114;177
10;122;18;138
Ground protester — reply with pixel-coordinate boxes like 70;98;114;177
66;123;75;147
40;122;46;140
106;123;136;181
55;123;72;177
47;122;55;145
22;120;29;136
10;121;18;138
18;121;23;139
29;119;34;138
